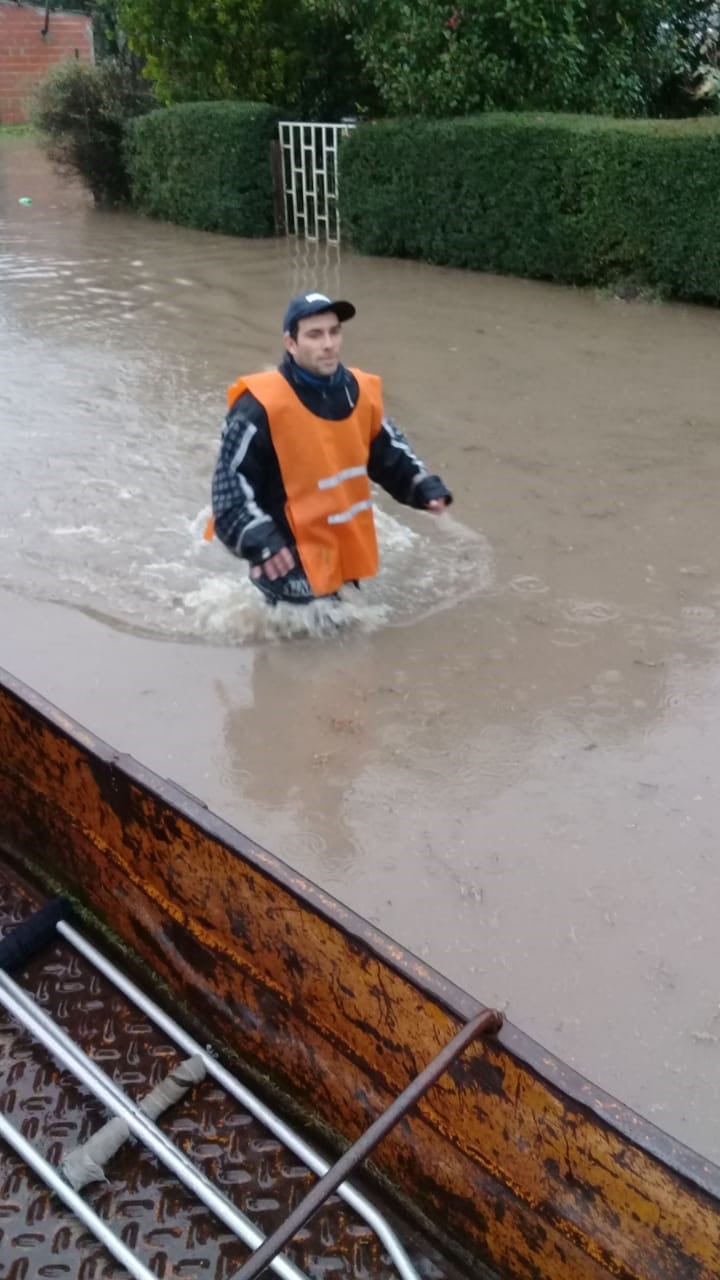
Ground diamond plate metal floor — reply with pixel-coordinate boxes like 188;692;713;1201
0;861;469;1280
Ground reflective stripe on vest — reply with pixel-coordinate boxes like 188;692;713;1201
318;464;367;491
327;497;373;525
228;368;383;596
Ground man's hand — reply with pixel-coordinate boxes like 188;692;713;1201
426;498;449;514
250;546;295;581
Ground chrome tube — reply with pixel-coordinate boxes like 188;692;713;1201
0;969;308;1280
59;920;421;1280
0;1110;156;1280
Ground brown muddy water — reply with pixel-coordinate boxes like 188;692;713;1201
2;140;720;1163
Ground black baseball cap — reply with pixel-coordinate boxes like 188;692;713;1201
283;291;356;333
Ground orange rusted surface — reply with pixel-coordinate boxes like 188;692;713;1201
1;666;719;1280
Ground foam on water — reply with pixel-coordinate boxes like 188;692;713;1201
1;483;491;644
179;506;492;644
182;574;389;643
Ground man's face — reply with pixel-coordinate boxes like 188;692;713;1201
285;310;343;377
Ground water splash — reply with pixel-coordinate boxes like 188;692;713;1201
182;573;389;644
182;507;491;644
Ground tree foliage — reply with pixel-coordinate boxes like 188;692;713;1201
33;56;155;203
47;0;720;119
312;0;720;118
117;0;378;118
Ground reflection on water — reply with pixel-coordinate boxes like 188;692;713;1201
3;140;720;1163
215;643;387;875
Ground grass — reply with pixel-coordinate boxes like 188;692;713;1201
0;123;37;137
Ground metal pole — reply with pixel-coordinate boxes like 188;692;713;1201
0;970;309;1280
59;920;422;1280
329;127;340;246
302;126;314;238
230;1008;503;1280
0;1111;156;1280
281;123;298;235
317;126;328;238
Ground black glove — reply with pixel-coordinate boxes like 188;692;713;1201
246;525;294;567
412;474;453;509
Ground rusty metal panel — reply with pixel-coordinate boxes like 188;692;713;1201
1;668;720;1280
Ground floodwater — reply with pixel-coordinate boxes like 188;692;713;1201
2;140;720;1163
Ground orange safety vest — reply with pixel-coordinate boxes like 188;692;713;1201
219;368;383;597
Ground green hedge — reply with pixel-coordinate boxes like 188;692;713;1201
340;114;720;303
125;101;280;236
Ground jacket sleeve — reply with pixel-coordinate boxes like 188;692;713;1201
211;393;289;564
367;415;453;509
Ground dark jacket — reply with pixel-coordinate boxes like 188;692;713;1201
211;354;452;566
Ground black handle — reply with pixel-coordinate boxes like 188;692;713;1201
0;898;70;973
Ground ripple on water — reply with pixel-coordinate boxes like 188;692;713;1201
561;600;621;625
509;575;549;594
662;688;706;711
186;509;490;642
9;503;491;645
292;830;329;859
549;627;595;649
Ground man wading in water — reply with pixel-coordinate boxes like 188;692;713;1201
209;291;452;605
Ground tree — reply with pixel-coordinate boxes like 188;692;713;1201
310;0;720;118
117;0;379;118
33;56;155;203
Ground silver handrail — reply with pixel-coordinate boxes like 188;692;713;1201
0;1111;155;1280
59;919;421;1280
0;968;309;1280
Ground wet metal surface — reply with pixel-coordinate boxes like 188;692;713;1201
0;862;464;1280
1;139;720;1166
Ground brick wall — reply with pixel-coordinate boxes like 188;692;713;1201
0;1;93;124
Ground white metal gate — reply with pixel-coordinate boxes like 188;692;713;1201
278;121;356;245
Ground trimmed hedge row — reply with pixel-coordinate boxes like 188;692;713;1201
125;101;279;236
340;114;720;303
